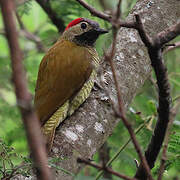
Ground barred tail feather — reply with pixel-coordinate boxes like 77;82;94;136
42;70;96;152
42;101;69;152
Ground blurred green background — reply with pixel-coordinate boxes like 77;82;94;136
0;0;179;179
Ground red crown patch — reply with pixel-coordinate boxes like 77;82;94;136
65;18;84;31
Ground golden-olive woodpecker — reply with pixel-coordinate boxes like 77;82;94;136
34;18;108;152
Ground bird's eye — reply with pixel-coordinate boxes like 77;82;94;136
81;23;87;29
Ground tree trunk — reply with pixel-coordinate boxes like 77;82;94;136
12;0;180;179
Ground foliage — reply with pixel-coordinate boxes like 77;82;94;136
17;0;33;16
0;139;73;179
0;139;32;179
0;0;179;179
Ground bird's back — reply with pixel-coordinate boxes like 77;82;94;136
34;39;97;126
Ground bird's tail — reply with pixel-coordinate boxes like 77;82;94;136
42;101;69;153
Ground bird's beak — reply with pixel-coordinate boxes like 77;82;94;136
95;27;108;34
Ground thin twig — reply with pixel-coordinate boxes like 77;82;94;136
76;0;111;21
15;12;25;29
77;158;136;180
103;6;153;179
35;0;65;32
76;1;153;179
164;41;180;54
173;95;180;103
134;15;153;47
6;163;29;179
0;1;52;179
16;12;47;52
157;99;180;180
2;160;6;176
96;117;151;180
154;22;180;48
105;30;153;180
133;14;179;180
76;0;136;29
98;143;112;180
116;0;122;19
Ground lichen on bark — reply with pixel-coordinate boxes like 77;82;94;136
12;0;180;179
50;1;180;179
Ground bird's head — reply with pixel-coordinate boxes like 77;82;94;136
62;18;108;47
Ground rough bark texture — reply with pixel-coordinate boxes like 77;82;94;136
48;0;180;179
50;0;180;179
0;0;51;179
12;0;180;179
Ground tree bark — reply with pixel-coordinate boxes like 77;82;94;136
12;0;180;179
51;0;180;179
0;0;52;179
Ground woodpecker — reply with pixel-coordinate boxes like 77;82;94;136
34;18;108;152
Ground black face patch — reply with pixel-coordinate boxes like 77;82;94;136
74;29;99;46
73;19;108;47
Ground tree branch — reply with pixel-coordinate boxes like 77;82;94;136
77;158;136;180
96;118;151;180
50;1;180;179
35;0;65;33
77;1;153;178
16;12;47;52
164;41;180;54
154;22;180;48
98;142;112;179
0;0;52;179
10;0;180;179
76;0;111;21
133;15;180;180
104;27;153;179
76;0;136;28
76;1;179;179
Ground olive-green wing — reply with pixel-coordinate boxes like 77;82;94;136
34;40;93;125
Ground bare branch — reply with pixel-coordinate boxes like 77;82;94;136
154;22;180;48
35;0;65;33
75;0;139;30
132;14;179;180
76;0;136;29
97;4;153;179
96;117;152;180
16;12;47;52
76;0;111;21
98;142;112;179
164;41;180;54
32;1;179;180
19;29;47;52
77;158;136;180
0;0;52;179
134;14;154;47
116;0;122;19
105;29;153;180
